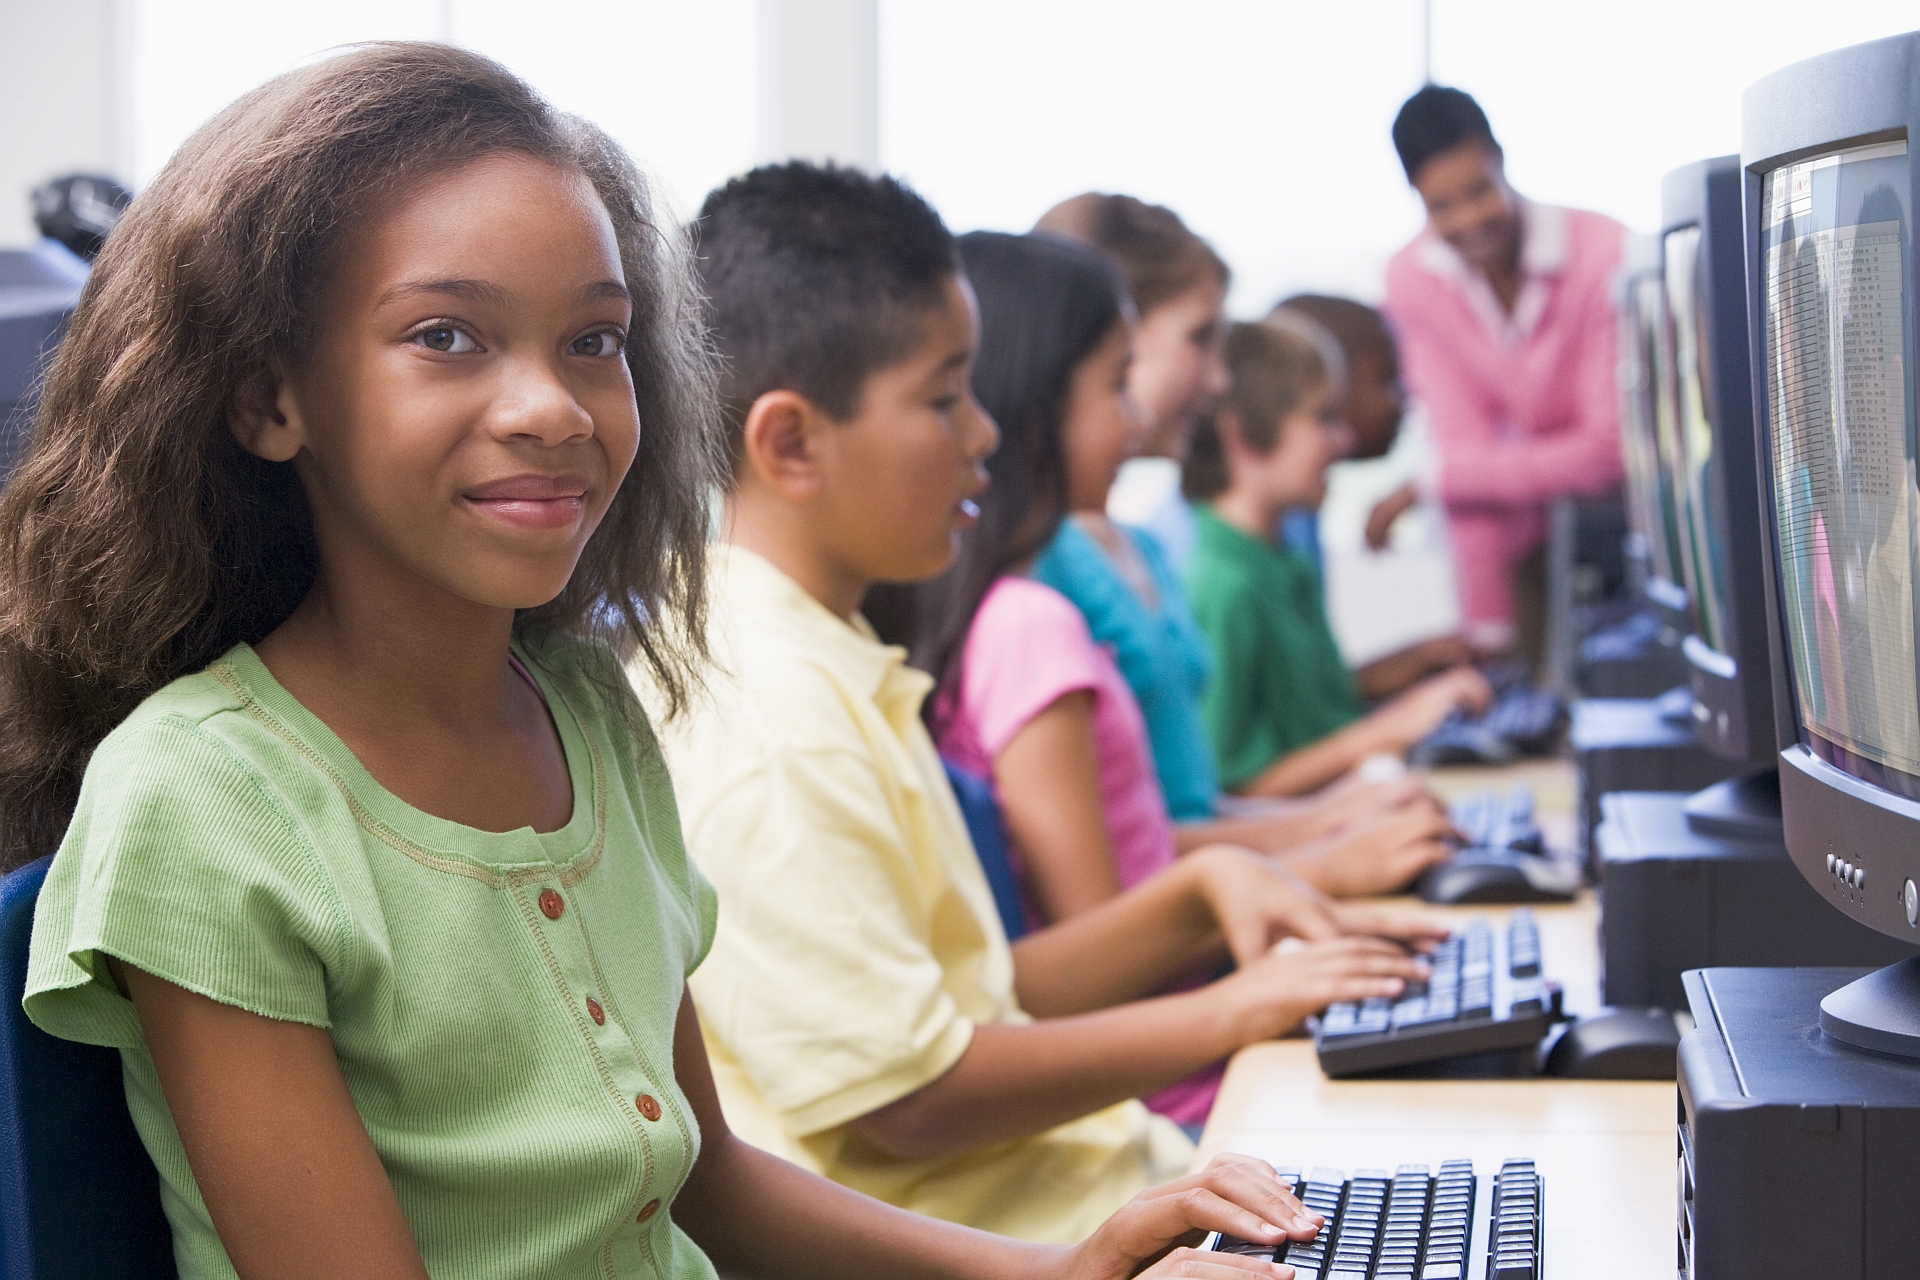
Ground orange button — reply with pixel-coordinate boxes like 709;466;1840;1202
637;1198;660;1223
539;889;564;920
636;1093;662;1122
586;997;605;1026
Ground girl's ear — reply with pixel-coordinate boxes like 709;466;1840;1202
739;389;825;500
1214;405;1250;459
228;370;306;463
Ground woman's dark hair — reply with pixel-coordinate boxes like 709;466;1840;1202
890;230;1129;726
0;42;722;869
1392;85;1501;183
1183;320;1327;502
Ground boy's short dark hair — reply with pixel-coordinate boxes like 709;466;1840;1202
692;162;957;466
1183;320;1326;503
1273;294;1396;376
1391;85;1500;184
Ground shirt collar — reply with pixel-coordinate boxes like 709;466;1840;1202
1411;197;1569;348
711;542;933;717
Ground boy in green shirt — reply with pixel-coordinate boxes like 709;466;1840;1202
1185;319;1490;798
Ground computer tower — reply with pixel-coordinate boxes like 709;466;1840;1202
1571;697;1745;871
1596;792;1917;1008
1679;967;1920;1279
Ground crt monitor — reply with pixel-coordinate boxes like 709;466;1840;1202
1746;31;1920;1057
1661;157;1782;801
1619;252;1680;594
0;241;87;483
1618;248;1693;629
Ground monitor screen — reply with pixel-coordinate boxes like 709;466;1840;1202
1666;224;1734;653
1761;139;1920;796
1619;271;1680;586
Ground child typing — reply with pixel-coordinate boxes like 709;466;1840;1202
1184;320;1492;800
654;163;1428;1243
10;45;1317;1280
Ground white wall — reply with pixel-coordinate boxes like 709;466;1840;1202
879;0;1920;315
0;0;130;247
757;0;878;168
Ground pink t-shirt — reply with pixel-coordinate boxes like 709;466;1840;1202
936;575;1221;1125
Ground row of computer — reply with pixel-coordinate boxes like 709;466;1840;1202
1335;33;1920;1280
1223;31;1920;1280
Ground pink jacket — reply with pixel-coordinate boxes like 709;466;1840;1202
1384;201;1627;633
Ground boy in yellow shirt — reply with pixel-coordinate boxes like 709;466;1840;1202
648;164;1429;1244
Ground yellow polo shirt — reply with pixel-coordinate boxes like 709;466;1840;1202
646;545;1190;1243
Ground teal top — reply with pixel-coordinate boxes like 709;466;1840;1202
1185;505;1365;790
1031;520;1218;821
25;639;720;1280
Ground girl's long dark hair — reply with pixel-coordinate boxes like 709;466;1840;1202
0;43;723;869
883;231;1128;728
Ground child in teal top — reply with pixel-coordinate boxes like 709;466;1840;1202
5;43;1313;1280
1031;520;1218;821
1184;321;1491;800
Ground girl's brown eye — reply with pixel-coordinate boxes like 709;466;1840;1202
414;325;477;354
572;331;624;357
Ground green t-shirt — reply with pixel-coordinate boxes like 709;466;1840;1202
25;639;720;1280
1186;505;1365;790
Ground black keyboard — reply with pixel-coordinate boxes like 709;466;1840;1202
1409;688;1566;767
1314;911;1557;1077
1202;1158;1545;1279
1447;787;1543;855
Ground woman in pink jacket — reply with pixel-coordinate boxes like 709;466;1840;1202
1380;85;1625;660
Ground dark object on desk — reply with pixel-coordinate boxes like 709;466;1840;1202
1409;684;1566;767
1679;966;1920;1279
2;857;178;1278
1202;1158;1543;1280
1570;695;1746;875
1578;601;1690;697
1418;851;1580;905
1315;910;1559;1077
1541;1006;1679;1079
1596;791;1916;1009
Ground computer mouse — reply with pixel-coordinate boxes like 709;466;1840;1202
1416;851;1581;905
1542;1006;1681;1079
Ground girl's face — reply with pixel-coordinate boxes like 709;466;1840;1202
1127;277;1230;459
1244;380;1342;511
1061;319;1147;512
240;152;639;615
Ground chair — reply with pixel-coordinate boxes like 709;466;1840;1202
1;855;177;1278
941;761;1028;943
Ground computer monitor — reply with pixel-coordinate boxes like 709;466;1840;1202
1746;31;1920;1058
1663;157;1777;770
0;242;87;484
1617;246;1692;630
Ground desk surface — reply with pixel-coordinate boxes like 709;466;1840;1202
1195;761;1674;1279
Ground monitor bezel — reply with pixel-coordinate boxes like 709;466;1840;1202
1744;31;1920;947
1661;155;1771;764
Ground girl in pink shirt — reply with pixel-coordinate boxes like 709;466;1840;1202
916;232;1447;1128
1381;86;1626;655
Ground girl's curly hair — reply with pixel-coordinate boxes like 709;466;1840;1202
0;42;723;869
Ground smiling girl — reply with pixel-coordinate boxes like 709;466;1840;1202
5;43;1314;1280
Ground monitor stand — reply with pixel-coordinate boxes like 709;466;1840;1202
1571;695;1747;874
1681;768;1783;842
1819;957;1920;1058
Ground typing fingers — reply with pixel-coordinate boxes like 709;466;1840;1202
1137;1248;1296;1277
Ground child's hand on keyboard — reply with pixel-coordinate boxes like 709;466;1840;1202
1277;800;1454;897
1188;846;1345;963
1224;936;1431;1039
1063;1153;1318;1280
1325;901;1452;951
1371;666;1496;751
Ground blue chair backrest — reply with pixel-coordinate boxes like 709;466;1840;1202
1;856;176;1278
941;761;1027;942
